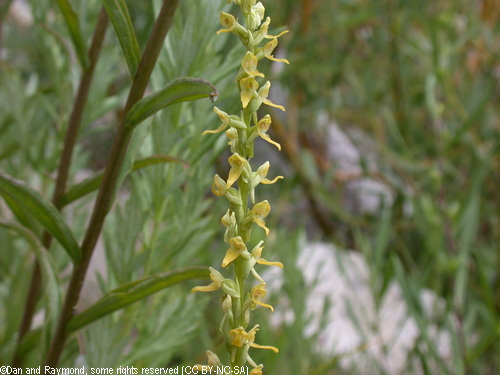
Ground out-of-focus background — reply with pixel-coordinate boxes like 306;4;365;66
0;0;498;374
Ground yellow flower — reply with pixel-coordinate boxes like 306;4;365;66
251;283;274;311
240;77;259;108
257;161;283;184
251;241;284;268
222;236;247;267
217;12;237;34
256;115;281;150
253;17;289;46
203;107;230;135
241;52;264;78
261;38;289;64
191;267;224;293
258;81;285;111
212;174;227;196
204;107;247;135
229;325;279;353
248;161;283;203
252;200;271;235
227;153;249;187
226;127;239;153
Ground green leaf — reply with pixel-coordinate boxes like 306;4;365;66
67;267;210;332
126;77;218;128
0;221;62;332
55;0;88;67
103;0;141;77
0;173;81;263
60;154;188;207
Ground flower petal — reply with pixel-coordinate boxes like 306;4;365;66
256;257;284;268
221;247;241;267
250;343;279;353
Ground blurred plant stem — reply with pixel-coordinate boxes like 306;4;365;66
44;0;180;367
12;7;110;367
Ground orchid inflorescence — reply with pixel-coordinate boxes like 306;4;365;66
192;0;288;373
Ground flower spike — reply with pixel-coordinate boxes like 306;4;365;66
195;1;286;370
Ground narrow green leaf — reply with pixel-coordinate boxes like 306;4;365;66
126;77;218;128
55;0;88;67
2;193;40;233
60;154;188;207
0;173;81;263
0;221;62;331
103;0;141;77
67;267;210;332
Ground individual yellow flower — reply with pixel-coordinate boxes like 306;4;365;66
240;76;259;108
222;236;247;267
257;161;283;184
226;127;239;153
217;12;237;34
227;153;249;187
229;325;279;353
251;283;274;311
241;52;264;78
253;17;289;46
248;161;283;203
204;107;246;135
191;267;224;293
212;174;227;196
256;115;281;150
252;200;271;235
261;37;289;64
251;240;284;268
258;81;285;111
203;107;230;135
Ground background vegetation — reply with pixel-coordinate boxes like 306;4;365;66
0;0;498;374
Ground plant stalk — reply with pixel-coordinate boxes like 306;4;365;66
44;0;180;367
11;7;109;367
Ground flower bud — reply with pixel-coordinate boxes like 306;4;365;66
221;278;240;298
212;174;227;196
225;187;243;206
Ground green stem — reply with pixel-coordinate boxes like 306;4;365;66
44;0;180;367
11;7;109;367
